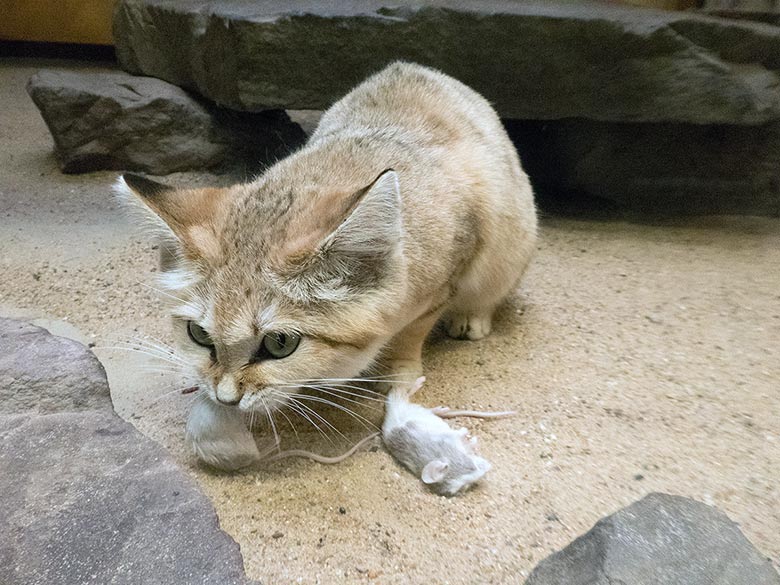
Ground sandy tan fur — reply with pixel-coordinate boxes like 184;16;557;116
118;62;536;469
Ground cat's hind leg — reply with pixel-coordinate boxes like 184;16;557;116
443;308;494;341
185;398;261;470
443;230;532;341
442;250;510;341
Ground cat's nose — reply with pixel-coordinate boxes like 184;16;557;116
216;376;243;405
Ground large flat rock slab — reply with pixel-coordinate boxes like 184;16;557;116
114;0;780;124
526;493;780;585
0;318;256;585
27;69;305;174
703;1;780;25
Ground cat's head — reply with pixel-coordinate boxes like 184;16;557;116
116;167;406;412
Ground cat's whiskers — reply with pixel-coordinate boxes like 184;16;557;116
261;397;281;453
135;366;185;376
287;393;378;431
308;384;386;402
122;334;178;351
97;345;188;367
99;335;187;359
98;334;192;373
192;391;212;410
269;394;299;440
284;397;328;442
312;374;411;383
288;397;344;443
246;405;256;433
277;383;383;410
286;378;389;398
305;380;387;396
137;281;190;305
125;339;189;364
128;341;188;364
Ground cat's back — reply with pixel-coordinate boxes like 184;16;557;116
312;62;508;152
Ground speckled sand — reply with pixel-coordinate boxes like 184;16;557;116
1;59;778;584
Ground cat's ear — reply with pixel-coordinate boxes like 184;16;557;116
275;169;404;302
115;173;228;263
115;174;173;220
322;168;402;257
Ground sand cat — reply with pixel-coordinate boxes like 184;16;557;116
117;62;536;470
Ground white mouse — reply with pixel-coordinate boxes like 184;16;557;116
382;377;510;496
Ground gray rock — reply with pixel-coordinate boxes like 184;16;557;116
0;319;257;585
0;412;255;585
705;0;778;6
27;69;305;174
506;119;780;215
525;493;780;585
114;0;780;124
0;318;110;415
702;1;780;25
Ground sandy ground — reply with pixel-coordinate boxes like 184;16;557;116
1;58;779;584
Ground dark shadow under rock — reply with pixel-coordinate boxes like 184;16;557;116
0;317;257;585
26;69;306;175
525;493;780;585
505;119;780;217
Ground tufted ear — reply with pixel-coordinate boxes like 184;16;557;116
277;169;404;301
121;173;172;198
421;459;449;484
115;173;230;263
321;168;402;258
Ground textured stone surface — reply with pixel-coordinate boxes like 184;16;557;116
0;318;110;415
114;0;780;124
703;1;780;25
525;493;780;585
705;0;778;7
27;69;305;174
506;119;780;215
0;318;256;585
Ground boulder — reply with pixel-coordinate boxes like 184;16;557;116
0;318;110;415
704;0;775;6
703;1;780;25
525;493;780;585
0;318;257;585
0;411;256;585
114;0;780;124
506;119;780;215
27;69;305;174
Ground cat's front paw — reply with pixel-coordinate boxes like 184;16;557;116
185;398;260;471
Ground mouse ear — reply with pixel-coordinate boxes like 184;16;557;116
421;459;449;484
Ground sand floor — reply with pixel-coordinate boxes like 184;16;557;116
1;58;778;584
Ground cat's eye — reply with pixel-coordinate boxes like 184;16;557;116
187;321;214;348
259;332;300;360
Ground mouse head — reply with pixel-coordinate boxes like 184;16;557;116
421;433;492;496
421;455;491;496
